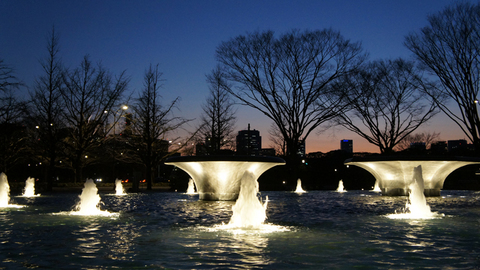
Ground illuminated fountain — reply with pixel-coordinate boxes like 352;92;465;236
71;178;116;216
294;178;306;193
372;180;382;192
345;156;480;196
0;172;10;207
23;177;40;197
186;178;196;194
336;180;346;192
228;171;268;228
115;178;126;195
166;156;285;201
387;165;443;219
0;173;22;208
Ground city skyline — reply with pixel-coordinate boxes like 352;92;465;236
1;0;470;154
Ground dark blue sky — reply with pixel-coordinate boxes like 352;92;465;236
0;0;465;153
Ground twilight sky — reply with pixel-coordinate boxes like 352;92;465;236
0;0;470;153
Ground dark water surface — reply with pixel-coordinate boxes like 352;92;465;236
1;190;480;269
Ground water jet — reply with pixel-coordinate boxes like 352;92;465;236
0;172;10;207
336;180;346;192
294;178;306;193
71;178;116;216
386;165;443;219
228;171;268;228
23;177;39;197
186;178;196;194
115;178;125;196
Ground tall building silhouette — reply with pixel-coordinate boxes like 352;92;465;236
340;139;353;153
236;124;261;156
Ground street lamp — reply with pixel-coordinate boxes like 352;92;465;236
111;105;129;135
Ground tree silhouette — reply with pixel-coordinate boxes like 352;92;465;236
198;67;236;154
60;56;129;183
130;64;190;190
0;58;21;92
216;29;365;162
29;27;65;191
336;59;438;154
0;58;27;175
405;2;480;150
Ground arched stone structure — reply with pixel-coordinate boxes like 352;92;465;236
344;156;480;196
166;156;285;200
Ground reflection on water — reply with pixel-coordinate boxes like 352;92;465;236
0;190;479;269
74;223;102;258
178;228;273;268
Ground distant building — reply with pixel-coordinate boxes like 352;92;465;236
340;139;353;153
297;140;306;157
409;142;426;151
236;124;261;156
448;139;468;152
260;148;276;157
430;141;447;153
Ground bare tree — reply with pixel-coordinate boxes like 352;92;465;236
0;58;24;123
405;2;480;150
0;88;28;174
268;123;286;156
0;58;21;92
29;27;65;191
395;131;441;151
216;29;365;162
130;64;190;190
336;59;439;154
198;67;236;154
0;59;27;174
60;56;129;183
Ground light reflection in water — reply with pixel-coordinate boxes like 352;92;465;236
74;223;102;258
178;226;277;268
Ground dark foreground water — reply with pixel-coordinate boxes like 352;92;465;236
1;190;480;269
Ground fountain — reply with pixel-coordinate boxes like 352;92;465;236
372;180;381;192
345;156;480;196
71;178;115;216
294;178;306;193
227;171;268;228
406;166;432;216
336;180;346;192
165;155;285;200
387;165;443;219
115;178;125;195
186;178;196;194
23;177;39;197
0;172;10;207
